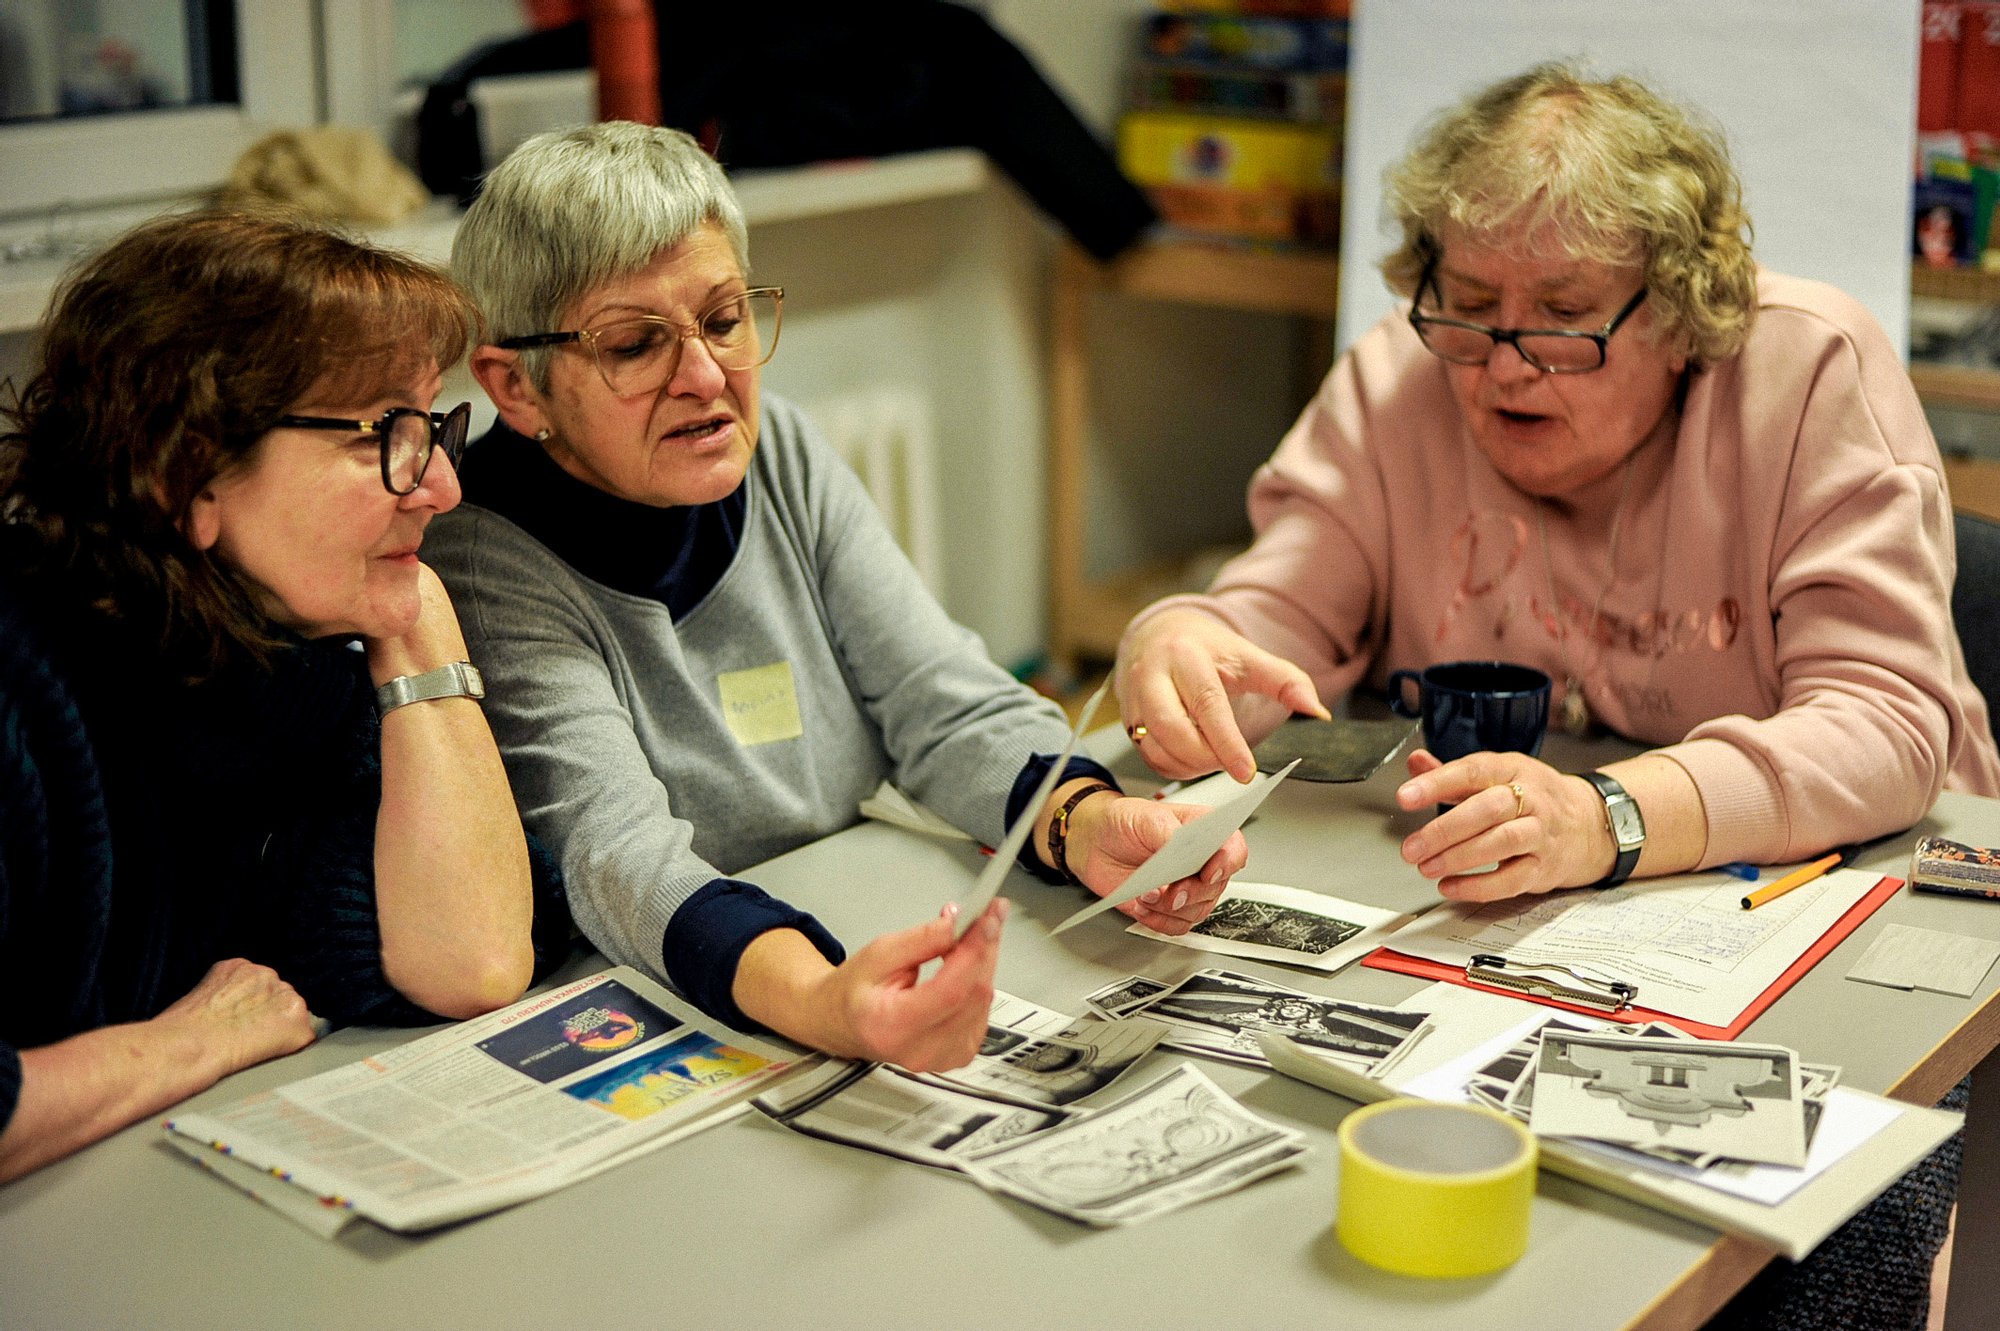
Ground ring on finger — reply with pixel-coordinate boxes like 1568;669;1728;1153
1507;780;1526;820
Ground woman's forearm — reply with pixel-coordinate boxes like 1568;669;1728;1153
367;570;534;1019
0;1022;218;1183
1600;752;1708;880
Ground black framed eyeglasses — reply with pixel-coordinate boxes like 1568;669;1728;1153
1408;261;1648;374
274;400;471;495
497;286;783;399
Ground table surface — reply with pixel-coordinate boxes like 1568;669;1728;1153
4;734;1997;1331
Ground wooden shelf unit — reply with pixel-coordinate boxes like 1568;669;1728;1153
1047;238;1339;674
1912;262;2000;304
1911;261;2000;413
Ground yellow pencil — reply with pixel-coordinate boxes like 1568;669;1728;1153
1740;851;1844;910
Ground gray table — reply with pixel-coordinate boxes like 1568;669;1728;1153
4;735;1997;1331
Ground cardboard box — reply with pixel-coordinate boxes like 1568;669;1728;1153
1119;111;1340;243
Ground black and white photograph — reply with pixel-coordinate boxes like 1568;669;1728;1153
957;1065;1308;1227
925;1016;1169;1108
1128;881;1410;973
1083;975;1173;1019
752;1061;1074;1169
1124;968;1430;1071
1530;1031;1809;1167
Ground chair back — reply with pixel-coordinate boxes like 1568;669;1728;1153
1954;510;2000;717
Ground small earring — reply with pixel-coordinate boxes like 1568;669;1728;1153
534;428;551;442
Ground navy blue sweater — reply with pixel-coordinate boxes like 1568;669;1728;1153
0;575;569;1134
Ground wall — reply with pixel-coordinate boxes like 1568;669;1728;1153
0;1;1316;672
988;0;1314;607
1338;0;1921;354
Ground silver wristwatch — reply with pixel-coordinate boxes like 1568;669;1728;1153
376;660;485;716
1580;770;1645;887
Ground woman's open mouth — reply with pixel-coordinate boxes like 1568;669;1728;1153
666;415;734;446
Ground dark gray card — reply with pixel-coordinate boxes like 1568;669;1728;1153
1252;717;1417;783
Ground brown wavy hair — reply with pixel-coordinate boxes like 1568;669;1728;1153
1380;62;1758;366
0;210;474;677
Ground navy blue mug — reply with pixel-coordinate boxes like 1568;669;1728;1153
1388;661;1552;765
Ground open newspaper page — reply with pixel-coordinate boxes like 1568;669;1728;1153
164;967;796;1233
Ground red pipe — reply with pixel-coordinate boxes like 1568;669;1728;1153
589;0;659;125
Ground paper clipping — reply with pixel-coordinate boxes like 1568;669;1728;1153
1083;967;1430;1074
1128;880;1412;973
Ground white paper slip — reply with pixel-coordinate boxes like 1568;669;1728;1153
1127;880;1412;974
1050;760;1299;937
951;680;1108;938
1847;923;2000;998
857;782;972;841
1154;769;1248;809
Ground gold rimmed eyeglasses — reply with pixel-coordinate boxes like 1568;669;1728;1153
499;287;784;398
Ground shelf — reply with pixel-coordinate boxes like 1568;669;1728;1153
1912;262;2000;304
1946;456;2000;524
1062;557;1231;662
0;148;990;336
1047;236;1339;672
1067;236;1341;319
1911;362;2000;411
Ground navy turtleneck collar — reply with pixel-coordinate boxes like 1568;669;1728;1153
455;422;746;621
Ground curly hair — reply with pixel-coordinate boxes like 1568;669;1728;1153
1380;62;1758;366
0;209;474;678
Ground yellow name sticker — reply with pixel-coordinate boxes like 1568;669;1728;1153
717;661;804;747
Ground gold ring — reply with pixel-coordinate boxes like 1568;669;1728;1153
1129;724;1150;743
1508;781;1526;820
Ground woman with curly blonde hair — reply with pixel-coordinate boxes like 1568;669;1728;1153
1117;64;1992;1328
1118;62;1998;897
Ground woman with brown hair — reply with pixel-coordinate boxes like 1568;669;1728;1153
0;211;566;1182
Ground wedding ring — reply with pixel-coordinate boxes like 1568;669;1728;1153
1129;724;1150;743
1508;781;1526;820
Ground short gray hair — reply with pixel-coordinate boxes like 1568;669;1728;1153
453;122;750;389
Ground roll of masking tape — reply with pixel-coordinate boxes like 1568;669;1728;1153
1337;1099;1537;1278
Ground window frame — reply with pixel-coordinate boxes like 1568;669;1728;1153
0;0;318;221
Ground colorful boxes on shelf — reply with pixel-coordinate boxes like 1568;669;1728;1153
1118;4;1348;247
1118;111;1340;244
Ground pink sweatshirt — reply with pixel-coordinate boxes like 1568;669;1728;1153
1136;270;2000;867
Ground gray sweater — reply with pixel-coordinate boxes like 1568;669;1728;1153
425;394;1076;984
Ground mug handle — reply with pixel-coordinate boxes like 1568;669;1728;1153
1388;670;1421;719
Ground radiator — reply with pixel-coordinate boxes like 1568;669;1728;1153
807;387;944;594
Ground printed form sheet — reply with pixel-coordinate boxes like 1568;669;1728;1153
1381;868;1884;1029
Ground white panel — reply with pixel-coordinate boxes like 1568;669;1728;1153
1337;1;1918;357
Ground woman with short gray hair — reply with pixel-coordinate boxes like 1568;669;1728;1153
429;122;1246;1072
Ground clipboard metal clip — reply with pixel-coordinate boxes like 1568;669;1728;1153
1468;954;1638;1012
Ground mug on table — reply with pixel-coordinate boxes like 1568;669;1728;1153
1388;661;1552;764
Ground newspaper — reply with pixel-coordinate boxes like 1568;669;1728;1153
164;967;796;1235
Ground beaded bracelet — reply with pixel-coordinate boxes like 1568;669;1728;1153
1048;781;1119;885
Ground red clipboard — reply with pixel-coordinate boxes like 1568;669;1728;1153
1361;873;1903;1040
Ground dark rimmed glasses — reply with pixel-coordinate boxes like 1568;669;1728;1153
498;286;784;398
274;400;471;495
1409;261;1648;374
